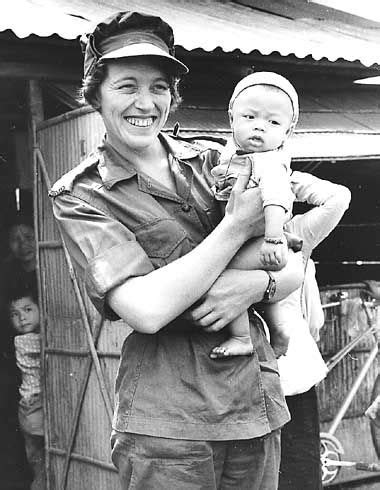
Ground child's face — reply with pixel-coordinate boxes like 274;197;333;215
10;296;40;335
230;85;293;153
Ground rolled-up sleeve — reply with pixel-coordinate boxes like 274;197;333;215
288;171;351;257
52;192;154;318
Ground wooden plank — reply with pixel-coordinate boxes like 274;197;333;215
0;62;78;81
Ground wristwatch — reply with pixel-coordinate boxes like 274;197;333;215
263;271;276;301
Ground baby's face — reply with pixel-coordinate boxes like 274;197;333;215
10;296;40;335
230;85;293;153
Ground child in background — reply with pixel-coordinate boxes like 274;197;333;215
210;71;300;359
9;285;46;490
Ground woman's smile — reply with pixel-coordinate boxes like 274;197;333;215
125;116;156;127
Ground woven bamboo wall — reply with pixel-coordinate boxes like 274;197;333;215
37;108;124;490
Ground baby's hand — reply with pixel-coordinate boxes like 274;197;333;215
260;239;288;270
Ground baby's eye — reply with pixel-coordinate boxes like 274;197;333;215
244;114;255;120
270;119;281;126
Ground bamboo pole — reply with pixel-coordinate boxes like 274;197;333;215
28;78;51;490
59;318;104;490
49;447;117;472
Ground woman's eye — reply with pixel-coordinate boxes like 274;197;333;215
119;84;136;92
152;83;169;93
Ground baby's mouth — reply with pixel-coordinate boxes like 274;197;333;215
125;117;156;127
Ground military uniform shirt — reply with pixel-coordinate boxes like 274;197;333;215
50;133;290;440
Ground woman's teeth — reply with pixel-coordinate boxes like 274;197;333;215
126;117;154;127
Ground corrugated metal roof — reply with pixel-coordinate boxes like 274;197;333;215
167;88;380;131
164;87;380;160
1;1;90;39
46;81;380;160
3;0;380;67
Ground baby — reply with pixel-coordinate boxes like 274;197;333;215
210;71;300;359
9;285;46;490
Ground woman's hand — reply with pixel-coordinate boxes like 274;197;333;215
223;161;265;241
184;269;263;332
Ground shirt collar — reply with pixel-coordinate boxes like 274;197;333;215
97;133;202;189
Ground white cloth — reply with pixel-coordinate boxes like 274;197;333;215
14;332;41;403
218;138;294;212
302;258;325;342
277;261;328;396
277;171;351;396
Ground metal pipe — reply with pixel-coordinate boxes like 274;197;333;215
328;344;378;435
326;324;375;372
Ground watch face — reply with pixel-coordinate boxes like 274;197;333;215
265;273;276;301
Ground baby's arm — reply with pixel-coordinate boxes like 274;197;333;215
260;205;288;269
254;149;294;269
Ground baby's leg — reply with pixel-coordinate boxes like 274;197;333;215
260;302;290;358
210;311;253;358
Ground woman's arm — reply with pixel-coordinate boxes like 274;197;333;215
107;172;267;333
185;251;303;331
53;172;262;334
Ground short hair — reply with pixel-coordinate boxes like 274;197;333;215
7;283;38;310
78;59;182;112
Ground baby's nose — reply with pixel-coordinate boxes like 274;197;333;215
253;119;266;130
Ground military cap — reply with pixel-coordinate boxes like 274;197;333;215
81;11;189;78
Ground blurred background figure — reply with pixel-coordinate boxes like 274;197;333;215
0;210;36;489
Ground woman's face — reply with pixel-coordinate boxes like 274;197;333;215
98;58;172;153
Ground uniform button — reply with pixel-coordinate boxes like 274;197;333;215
181;203;191;212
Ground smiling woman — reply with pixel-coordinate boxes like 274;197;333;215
48;10;304;490
98;60;172;154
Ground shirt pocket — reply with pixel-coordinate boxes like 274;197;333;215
134;218;192;268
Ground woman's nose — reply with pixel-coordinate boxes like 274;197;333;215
134;89;155;110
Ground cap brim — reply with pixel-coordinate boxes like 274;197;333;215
100;43;188;75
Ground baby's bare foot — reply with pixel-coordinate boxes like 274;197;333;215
210;336;253;359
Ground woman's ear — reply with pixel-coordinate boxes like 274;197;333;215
228;109;234;125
